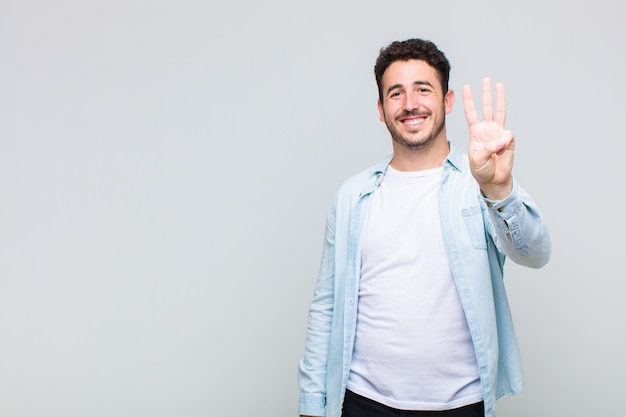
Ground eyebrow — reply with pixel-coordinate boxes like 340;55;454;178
385;80;435;97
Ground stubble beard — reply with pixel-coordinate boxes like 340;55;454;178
385;109;446;151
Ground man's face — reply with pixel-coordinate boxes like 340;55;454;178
378;59;454;151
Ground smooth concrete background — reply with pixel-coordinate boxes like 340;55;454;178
1;0;624;416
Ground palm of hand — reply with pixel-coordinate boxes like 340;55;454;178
462;78;515;198
468;121;514;186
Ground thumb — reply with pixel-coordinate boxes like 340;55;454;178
497;130;515;155
482;136;507;157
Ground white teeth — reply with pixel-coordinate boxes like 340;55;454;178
405;118;424;126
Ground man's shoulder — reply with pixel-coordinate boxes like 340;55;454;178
337;155;392;194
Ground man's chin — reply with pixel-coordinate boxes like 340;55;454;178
393;135;434;151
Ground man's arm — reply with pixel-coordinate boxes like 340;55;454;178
482;179;551;268
298;198;338;417
463;77;550;267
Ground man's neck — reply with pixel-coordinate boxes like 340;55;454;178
390;137;450;172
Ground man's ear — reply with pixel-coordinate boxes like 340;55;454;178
377;99;385;122
444;89;455;114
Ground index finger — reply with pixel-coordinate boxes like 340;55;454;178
462;84;479;126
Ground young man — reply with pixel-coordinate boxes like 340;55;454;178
298;39;551;417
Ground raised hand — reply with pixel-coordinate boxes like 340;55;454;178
462;77;514;200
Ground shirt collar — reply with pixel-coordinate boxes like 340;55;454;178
444;142;465;172
360;143;465;198
376;142;465;176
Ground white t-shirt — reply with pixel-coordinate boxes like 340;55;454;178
347;165;482;411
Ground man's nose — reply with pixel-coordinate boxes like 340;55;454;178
403;92;419;111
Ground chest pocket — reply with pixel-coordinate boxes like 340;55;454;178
461;205;488;250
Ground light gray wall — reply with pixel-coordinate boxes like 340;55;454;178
1;1;624;416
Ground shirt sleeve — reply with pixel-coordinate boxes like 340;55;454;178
481;178;551;268
297;194;338;416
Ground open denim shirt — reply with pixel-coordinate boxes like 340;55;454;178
298;144;551;417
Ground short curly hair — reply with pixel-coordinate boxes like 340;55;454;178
374;38;451;101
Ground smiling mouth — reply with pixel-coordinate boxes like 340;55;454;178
401;116;426;126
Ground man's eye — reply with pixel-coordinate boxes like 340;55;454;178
390;91;402;98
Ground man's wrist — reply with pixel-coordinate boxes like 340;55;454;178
480;182;513;201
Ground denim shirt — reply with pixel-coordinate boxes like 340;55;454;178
298;144;551;417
